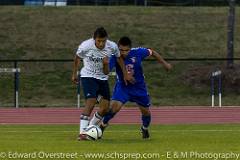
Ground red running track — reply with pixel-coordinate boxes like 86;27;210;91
0;107;240;125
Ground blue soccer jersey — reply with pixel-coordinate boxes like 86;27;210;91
109;47;152;107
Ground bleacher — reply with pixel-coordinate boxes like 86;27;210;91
24;0;67;6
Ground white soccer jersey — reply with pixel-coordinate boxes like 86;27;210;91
76;38;120;80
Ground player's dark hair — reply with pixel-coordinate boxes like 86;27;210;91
118;36;132;47
93;27;108;39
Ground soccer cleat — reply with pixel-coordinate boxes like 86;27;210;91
77;134;89;141
140;126;150;139
99;123;108;134
97;123;107;139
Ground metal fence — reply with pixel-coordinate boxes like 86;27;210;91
1;59;240;107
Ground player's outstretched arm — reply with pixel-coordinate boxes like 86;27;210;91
151;49;172;71
71;55;81;84
116;57;135;84
102;56;109;75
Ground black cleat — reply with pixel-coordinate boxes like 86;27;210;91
99;123;108;134
141;127;150;139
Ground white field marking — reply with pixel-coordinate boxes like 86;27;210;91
0;129;240;133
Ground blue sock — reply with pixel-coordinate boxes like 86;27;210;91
103;110;116;124
142;115;151;129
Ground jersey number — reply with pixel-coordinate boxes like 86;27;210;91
126;64;134;75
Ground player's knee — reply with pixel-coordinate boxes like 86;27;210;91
85;98;97;108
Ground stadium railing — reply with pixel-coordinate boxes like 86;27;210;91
1;58;240;108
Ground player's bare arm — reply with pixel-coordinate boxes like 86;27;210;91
72;55;81;84
116;57;135;84
151;49;172;71
102;56;109;75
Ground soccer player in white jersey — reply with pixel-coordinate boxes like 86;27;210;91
72;27;132;140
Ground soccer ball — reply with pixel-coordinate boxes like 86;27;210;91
84;125;102;140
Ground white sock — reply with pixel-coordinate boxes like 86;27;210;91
142;126;148;130
89;112;103;126
80;115;90;134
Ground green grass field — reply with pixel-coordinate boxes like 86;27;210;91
1;6;239;59
1;124;240;160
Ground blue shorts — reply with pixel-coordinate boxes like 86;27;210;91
81;77;110;100
112;83;151;108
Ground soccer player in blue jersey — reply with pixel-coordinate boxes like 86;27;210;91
100;36;172;139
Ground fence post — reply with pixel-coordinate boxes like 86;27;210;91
144;0;147;6
14;61;19;108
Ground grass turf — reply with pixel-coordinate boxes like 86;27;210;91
0;124;240;160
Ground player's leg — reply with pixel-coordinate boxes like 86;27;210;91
89;79;110;126
99;100;124;134
79;78;98;140
138;105;151;139
89;98;109;126
102;100;123;124
132;94;151;139
100;83;128;133
80;98;96;132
